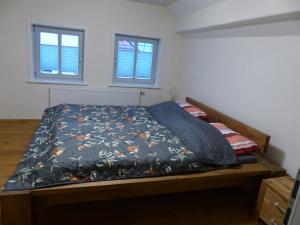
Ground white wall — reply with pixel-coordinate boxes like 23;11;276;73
172;0;300;177
0;0;182;119
176;29;300;177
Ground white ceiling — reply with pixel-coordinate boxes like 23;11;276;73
126;0;178;6
168;0;231;16
125;0;230;16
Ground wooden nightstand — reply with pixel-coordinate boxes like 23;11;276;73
256;176;294;225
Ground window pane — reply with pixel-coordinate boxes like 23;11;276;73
135;42;154;80
116;40;135;78
40;32;58;74
61;34;79;76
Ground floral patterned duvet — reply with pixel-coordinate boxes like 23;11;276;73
3;102;238;191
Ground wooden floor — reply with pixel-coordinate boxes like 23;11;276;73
0;120;264;225
0;120;40;187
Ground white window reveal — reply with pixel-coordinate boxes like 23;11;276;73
113;34;160;87
32;25;84;84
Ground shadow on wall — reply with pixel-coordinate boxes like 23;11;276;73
266;144;286;169
181;19;300;39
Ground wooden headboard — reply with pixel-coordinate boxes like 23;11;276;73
186;97;270;153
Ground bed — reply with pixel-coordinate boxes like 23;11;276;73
0;97;285;225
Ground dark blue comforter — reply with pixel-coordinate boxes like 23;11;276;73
3;102;238;191
148;101;238;166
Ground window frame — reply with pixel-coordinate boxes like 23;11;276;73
32;24;85;84
113;34;159;86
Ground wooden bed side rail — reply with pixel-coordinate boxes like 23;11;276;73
31;163;270;198
186;97;270;153
0;162;282;225
0;191;32;225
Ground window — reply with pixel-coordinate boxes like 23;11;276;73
32;25;84;84
113;34;159;86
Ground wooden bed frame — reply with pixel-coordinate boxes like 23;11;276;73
0;97;285;225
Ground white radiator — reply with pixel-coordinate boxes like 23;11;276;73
49;88;140;107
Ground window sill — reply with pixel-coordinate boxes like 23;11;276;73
108;83;161;89
27;79;88;86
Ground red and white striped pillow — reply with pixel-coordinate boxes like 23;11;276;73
210;123;259;155
177;102;208;120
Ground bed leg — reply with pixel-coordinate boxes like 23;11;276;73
0;191;32;225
